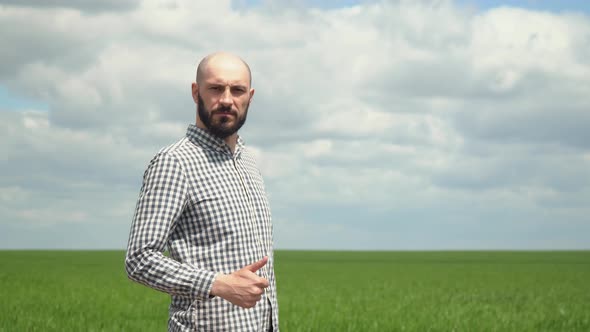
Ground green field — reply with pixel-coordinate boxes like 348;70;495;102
1;250;589;331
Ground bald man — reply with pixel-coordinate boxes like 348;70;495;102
126;52;279;331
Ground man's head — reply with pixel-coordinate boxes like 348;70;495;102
192;52;254;139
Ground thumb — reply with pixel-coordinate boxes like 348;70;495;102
245;256;268;273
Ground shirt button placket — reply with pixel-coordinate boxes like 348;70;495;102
232;156;267;278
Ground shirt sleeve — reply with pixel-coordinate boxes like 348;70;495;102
125;152;217;301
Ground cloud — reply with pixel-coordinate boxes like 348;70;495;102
1;0;589;249
0;0;140;13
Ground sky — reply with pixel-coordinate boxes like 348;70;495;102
1;0;589;250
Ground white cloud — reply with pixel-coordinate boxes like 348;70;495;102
469;8;588;76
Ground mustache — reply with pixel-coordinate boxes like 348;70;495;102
212;106;237;116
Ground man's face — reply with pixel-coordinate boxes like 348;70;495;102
193;56;254;139
197;93;249;139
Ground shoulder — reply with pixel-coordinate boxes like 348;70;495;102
144;137;195;173
154;137;205;163
240;146;259;164
157;137;191;156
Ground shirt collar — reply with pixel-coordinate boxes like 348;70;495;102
186;124;245;157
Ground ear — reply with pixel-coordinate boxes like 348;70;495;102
249;88;255;101
191;82;199;104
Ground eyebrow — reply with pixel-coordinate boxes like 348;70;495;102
205;81;249;89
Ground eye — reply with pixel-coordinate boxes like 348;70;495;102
231;87;247;95
209;86;223;91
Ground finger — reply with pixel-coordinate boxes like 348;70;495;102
256;277;269;289
244;256;268;273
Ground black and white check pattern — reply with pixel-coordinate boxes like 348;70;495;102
126;124;278;331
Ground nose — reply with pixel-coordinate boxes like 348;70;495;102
220;87;232;107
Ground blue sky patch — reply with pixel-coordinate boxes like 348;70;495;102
0;86;48;111
457;0;590;14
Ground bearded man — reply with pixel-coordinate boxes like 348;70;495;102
126;52;279;332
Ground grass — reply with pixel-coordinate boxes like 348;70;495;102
0;250;589;331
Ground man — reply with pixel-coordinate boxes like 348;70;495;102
125;52;279;331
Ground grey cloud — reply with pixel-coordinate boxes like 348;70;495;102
0;18;98;77
0;6;136;94
453;100;590;150
534;189;590;209
361;46;582;109
47;81;192;130
0;181;136;248
431;141;590;195
361;56;549;106
0;0;140;13
0;112;151;192
364;58;475;101
0;221;130;249
241;92;316;147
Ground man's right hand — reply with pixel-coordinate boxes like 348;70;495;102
210;256;270;308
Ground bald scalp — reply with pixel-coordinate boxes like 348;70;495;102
196;52;252;86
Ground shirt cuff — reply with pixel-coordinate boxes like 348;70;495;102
192;270;218;301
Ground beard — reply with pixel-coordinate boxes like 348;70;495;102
198;94;249;139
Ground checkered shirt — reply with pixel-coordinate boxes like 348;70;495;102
125;124;278;331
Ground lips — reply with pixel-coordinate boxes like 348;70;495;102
213;109;237;117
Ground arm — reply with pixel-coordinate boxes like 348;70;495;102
125;152;216;300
